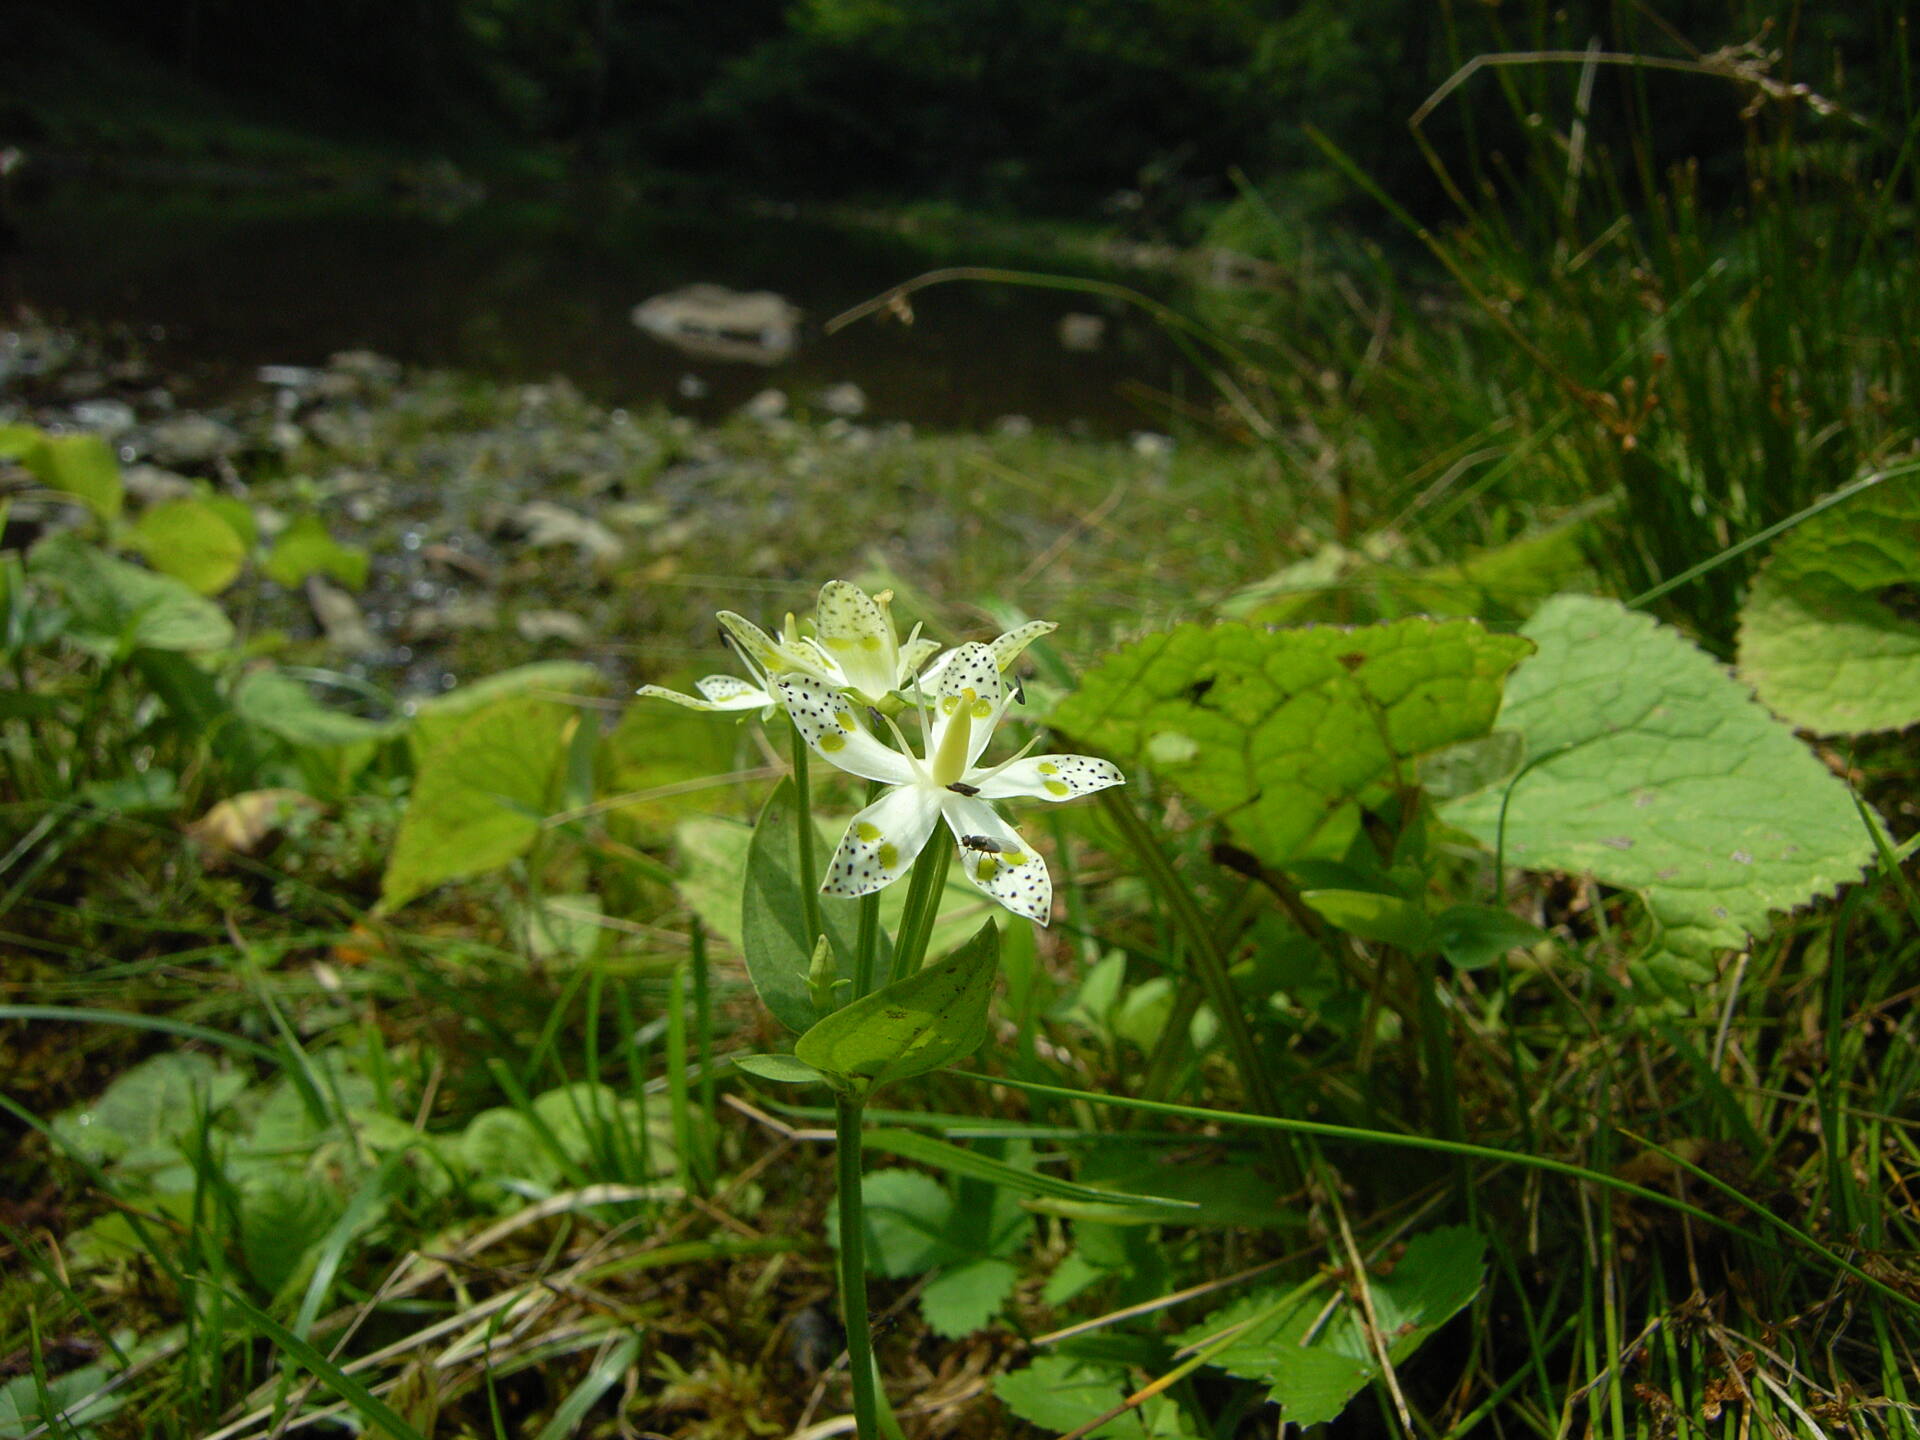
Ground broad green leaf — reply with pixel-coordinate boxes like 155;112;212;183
380;695;571;910
1737;477;1920;735
239;1168;342;1296
920;1257;1020;1338
233;669;402;747
30;534;234;653
0;1364;125;1438
1431;904;1548;969
52;1052;246;1166
262;514;369;590
846;1168;963;1276
994;1357;1199;1439
1447;596;1875;970
1179;1226;1485;1427
460;1108;563;1188
128;498;249;594
19;431;123;522
795;920;999;1091
740;777;868;1033
1300;889;1433;950
1055;619;1532;864
679;812;974;968
602;694;748;835
732;1054;828;1085
409;661;600;762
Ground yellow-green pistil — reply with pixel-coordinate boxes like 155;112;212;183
931;686;987;787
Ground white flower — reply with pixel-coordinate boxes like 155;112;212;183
775;641;1123;923
635;671;777;716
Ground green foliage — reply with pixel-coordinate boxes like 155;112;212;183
995;1356;1200;1438
261;514;370;592
1054;618;1531;864
1737;476;1920;735
0;1365;125;1439
380;693;574;910
1447;596;1875;994
794;920;998;1092
4;427;124;522
831;1157;1034;1338
740;777;868;1033
1175;1227;1484;1425
128;498;252;595
29;532;235;654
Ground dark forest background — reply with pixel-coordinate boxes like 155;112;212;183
4;1;1909;224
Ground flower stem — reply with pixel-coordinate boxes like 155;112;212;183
888;840;949;982
790;718;824;951
834;1092;882;1439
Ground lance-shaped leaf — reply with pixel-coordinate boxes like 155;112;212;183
740;777;882;1033
1053;618;1532;863
1737;477;1920;735
1448;595;1876;970
795;920;998;1092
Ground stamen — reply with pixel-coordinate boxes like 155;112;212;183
967;733;1045;788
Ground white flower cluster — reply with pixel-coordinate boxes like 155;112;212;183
639;581;1123;923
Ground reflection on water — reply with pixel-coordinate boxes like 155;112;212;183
6;182;1197;433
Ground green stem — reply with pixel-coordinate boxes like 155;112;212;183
888;840;949;982
834;1093;882;1439
790;719;824;951
691;922;716;1176
1098;790;1282;1124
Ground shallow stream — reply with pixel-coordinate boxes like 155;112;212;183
6;179;1201;433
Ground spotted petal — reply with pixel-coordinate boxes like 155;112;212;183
636;676;771;713
973;753;1124;803
897;633;943;682
940;795;1052;923
823;785;942;899
774;674;916;786
990;620;1057;673
926;642;1007;774
814;581;898;701
717;610;840;687
920;620;1057;691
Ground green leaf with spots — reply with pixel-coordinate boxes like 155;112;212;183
1448;595;1875;978
795;920;998;1092
1737;477;1920;735
1053;618;1532;863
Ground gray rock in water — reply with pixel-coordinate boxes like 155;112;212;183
70;399;137;437
818;382;868;418
1057;313;1107;352
148;414;242;466
121;464;197;505
512;500;624;564
632;285;801;364
742;388;788;421
516;609;593;646
307;577;381;655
